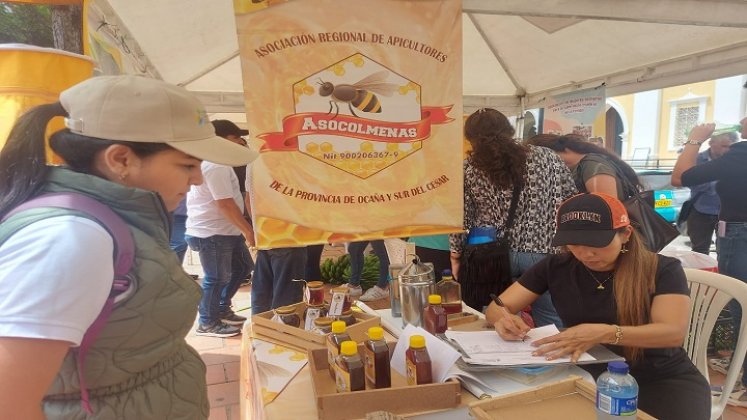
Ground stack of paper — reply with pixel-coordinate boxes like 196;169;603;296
444;325;595;367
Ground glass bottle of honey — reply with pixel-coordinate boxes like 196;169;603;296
335;340;365;393
363;326;391;389
405;335;432;385
423;294;447;335
436;269;462;315
327;321;351;379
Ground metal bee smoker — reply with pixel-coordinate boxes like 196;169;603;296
398;255;435;328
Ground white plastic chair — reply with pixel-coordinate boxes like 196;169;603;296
684;268;747;419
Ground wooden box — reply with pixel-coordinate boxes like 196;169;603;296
251;302;380;351
469;376;655;420
308;343;461;420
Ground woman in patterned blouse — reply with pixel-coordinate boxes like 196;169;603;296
449;108;577;327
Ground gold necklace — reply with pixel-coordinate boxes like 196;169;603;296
583;266;614;290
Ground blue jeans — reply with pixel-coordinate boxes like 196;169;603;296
186;235;251;326
717;222;747;384
170;215;188;264
510;251;564;329
348;240;390;289
251;247;307;315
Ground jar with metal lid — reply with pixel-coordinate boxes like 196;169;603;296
335;309;357;327
311;316;333;335
328;286;352;315
306;281;325;306
303;303;328;330
271;305;301;328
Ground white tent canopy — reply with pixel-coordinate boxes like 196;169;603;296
103;0;747;118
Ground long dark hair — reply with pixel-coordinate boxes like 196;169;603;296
464;108;528;189
0;102;171;218
526;134;643;192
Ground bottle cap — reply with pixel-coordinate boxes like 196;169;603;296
331;320;347;334
607;361;629;374
409;335;426;349
442;269;452;277
367;326;384;340
340;340;358;356
428;294;442;305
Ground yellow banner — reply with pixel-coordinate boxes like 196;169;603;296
235;0;463;248
0;46;93;158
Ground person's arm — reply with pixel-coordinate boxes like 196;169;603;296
0;337;69;419
485;282;538;340
215;198;255;247
672;123;715;187
584;173;619;197
531;294;690;362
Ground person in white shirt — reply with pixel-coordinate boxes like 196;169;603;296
186;120;256;338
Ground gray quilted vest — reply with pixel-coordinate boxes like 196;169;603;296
0;168;208;419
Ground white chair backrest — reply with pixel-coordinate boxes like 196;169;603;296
685;268;747;420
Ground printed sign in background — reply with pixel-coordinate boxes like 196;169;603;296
235;0;463;248
543;86;606;139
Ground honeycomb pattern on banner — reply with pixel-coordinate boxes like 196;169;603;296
293;53;422;179
254;216;462;248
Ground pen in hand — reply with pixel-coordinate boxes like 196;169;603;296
490;293;529;342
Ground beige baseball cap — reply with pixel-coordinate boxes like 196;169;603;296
59;75;258;166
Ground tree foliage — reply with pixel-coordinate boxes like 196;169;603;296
0;3;54;47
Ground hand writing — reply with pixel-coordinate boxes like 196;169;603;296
494;315;531;341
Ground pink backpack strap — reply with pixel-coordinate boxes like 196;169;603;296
3;192;134;414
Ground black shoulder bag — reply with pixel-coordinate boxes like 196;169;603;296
612;163;680;252
458;184;522;310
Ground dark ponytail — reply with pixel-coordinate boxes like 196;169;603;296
526;133;643;192
0;102;66;218
464;108;528;189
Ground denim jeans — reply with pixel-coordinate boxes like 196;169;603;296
251;247;307;315
170;214;188;264
716;222;747;384
186;235;251;326
510;251;563;329
348;240;390;289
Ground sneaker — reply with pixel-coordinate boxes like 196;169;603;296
195;322;241;338
345;284;363;297
728;388;747;407
220;310;247;326
359;285;389;302
709;356;731;375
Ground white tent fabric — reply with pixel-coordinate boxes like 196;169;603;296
104;0;747;118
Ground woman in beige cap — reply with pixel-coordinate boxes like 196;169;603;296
0;75;257;419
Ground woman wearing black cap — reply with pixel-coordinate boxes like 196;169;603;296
486;193;710;420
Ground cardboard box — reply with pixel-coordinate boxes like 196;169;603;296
251;302;381;351
308;343;461;420
469;376;655;420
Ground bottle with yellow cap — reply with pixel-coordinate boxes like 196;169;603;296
335;340;365;392
327;321;351;379
363;326;391;389
423;294;447;335
406;335;432;385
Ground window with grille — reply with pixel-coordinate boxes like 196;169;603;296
673;104;700;147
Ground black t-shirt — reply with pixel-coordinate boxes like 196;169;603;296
519;253;695;382
682;141;747;222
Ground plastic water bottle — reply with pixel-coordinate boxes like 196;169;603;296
596;361;639;419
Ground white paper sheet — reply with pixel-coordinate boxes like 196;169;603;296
444;324;595;366
391;325;461;383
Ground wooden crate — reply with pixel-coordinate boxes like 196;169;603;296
308;343;461;420
251;302;380;351
469;376;655;420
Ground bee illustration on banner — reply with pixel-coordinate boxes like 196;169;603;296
318;70;398;118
